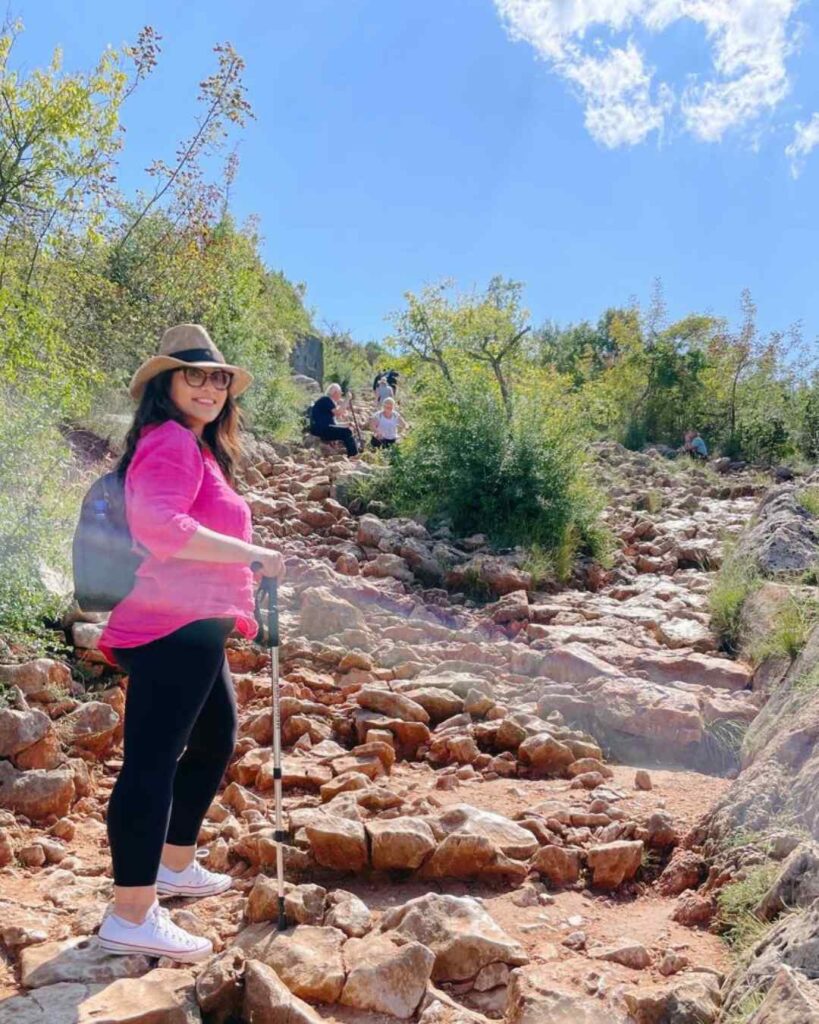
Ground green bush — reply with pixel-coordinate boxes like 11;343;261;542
750;592;819;665
378;376;604;561
709;550;761;655
797;487;819;517
0;391;84;638
245;371;306;440
717;862;780;955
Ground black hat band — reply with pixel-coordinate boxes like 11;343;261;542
173;347;223;364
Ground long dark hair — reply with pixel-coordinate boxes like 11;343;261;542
118;370;244;484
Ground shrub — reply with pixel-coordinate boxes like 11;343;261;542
709;549;761;655
797;486;819;517
702;718;747;775
380;376;604;563
750;592;819;665
716;862;780;955
245;371;306;440
0;392;84;638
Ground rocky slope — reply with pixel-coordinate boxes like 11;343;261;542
0;439;784;1024
695;475;819;1023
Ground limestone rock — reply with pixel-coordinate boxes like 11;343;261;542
19;935;150;989
367;816;436;871
591;939;651;970
236;924;346;1004
0;762;75;821
626;972;721;1024
356;686;430;723
586;840;643;889
746;965;819;1024
242;959;323;1023
420;832;528;881
56;702;120;755
431;804;539;859
305;815;368;872
518;733;576;775
377;893;528;982
0;706;52;757
532;845;582;887
341;932;434;1018
672;892;715;928
324;889;373;937
0;659;72;702
195;949;244;1020
299;587;365;640
658;848;706;896
506;968;614;1023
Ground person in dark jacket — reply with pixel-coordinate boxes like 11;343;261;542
310;383;358;456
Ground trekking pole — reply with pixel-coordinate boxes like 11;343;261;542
346;389;365;452
252;563;288;932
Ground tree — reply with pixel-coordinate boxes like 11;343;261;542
387;280;456;384
453;276;530;418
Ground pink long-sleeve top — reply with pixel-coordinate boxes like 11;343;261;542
99;420;257;665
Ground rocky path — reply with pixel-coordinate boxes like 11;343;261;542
0;441;770;1023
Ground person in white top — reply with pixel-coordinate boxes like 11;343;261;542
375;378;394;402
369;397;407;449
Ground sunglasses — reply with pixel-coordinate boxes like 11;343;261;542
179;367;233;391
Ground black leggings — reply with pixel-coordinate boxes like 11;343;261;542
313;425;358;456
107;618;238;887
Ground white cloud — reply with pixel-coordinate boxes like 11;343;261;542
786;113;819;177
494;0;802;149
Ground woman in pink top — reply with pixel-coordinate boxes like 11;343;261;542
97;325;284;963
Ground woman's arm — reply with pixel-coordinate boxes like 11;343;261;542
177;526;284;577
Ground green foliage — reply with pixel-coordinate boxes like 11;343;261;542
750;592;819;665
792;665;819;696
717;862;780;955
246;370;306;440
702;718;747;775
710;550;761;655
0;24;313;640
377;372;604;560
723;992;765;1024
797;487;819;517
0;392;84;633
323;328;379;394
537;284;816;462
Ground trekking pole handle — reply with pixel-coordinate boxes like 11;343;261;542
251;562;279;648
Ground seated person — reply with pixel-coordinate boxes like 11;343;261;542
369;397;407;449
683;430;708;460
310;383;359;457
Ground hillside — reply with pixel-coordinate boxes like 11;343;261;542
4;434;812;1024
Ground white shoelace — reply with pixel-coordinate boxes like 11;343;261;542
150;905;199;949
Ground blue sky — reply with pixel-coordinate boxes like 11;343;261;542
12;0;819;346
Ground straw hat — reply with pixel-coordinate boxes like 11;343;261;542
129;324;253;400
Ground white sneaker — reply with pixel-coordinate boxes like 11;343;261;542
97;901;212;962
156;857;233;898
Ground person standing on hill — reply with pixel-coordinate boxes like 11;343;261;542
96;324;285;963
309;382;359;456
375;376;394;403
